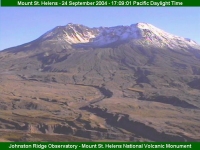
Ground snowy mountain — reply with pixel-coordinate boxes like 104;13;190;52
39;23;200;50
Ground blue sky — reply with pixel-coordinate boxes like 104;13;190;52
0;7;200;50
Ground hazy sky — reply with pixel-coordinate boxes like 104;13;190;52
0;7;200;50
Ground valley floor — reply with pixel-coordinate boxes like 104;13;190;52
0;73;200;142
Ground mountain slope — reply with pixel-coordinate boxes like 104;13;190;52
0;23;200;141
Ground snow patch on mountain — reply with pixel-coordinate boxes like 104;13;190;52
62;24;96;44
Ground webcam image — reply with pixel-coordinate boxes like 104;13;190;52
0;7;200;142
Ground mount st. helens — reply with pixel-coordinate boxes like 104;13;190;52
41;22;199;49
0;23;200;142
5;23;200;52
